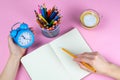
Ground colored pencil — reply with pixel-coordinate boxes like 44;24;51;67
62;48;96;72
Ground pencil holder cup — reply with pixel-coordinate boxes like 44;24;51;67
35;4;61;38
40;25;60;38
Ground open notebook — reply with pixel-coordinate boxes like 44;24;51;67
21;28;92;80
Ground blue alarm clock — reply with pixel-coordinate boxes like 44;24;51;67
10;22;35;48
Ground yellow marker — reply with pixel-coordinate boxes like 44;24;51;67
62;48;96;72
38;14;48;24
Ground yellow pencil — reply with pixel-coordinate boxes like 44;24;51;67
62;48;96;72
38;14;48;25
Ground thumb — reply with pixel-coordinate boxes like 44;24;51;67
8;35;15;46
78;62;93;72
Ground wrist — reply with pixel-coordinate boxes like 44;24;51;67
10;54;22;61
103;63;119;77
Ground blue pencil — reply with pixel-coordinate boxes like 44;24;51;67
49;10;58;21
40;6;46;19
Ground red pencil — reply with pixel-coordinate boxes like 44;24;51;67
47;9;52;18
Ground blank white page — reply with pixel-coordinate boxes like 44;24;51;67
50;28;91;80
21;44;71;80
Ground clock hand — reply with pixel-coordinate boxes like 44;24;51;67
21;35;26;39
22;35;31;40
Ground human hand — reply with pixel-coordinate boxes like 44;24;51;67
8;27;35;59
74;52;111;74
8;36;26;59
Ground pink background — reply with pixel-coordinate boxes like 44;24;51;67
0;0;120;80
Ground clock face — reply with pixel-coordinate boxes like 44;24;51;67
18;31;33;46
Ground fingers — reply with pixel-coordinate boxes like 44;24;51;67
8;35;14;45
8;35;18;47
29;27;34;31
29;27;36;35
74;55;93;65
78;62;92;72
74;52;99;65
74;52;99;72
76;52;95;59
8;35;12;42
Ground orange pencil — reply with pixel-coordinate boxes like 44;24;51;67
61;48;96;72
36;19;44;28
